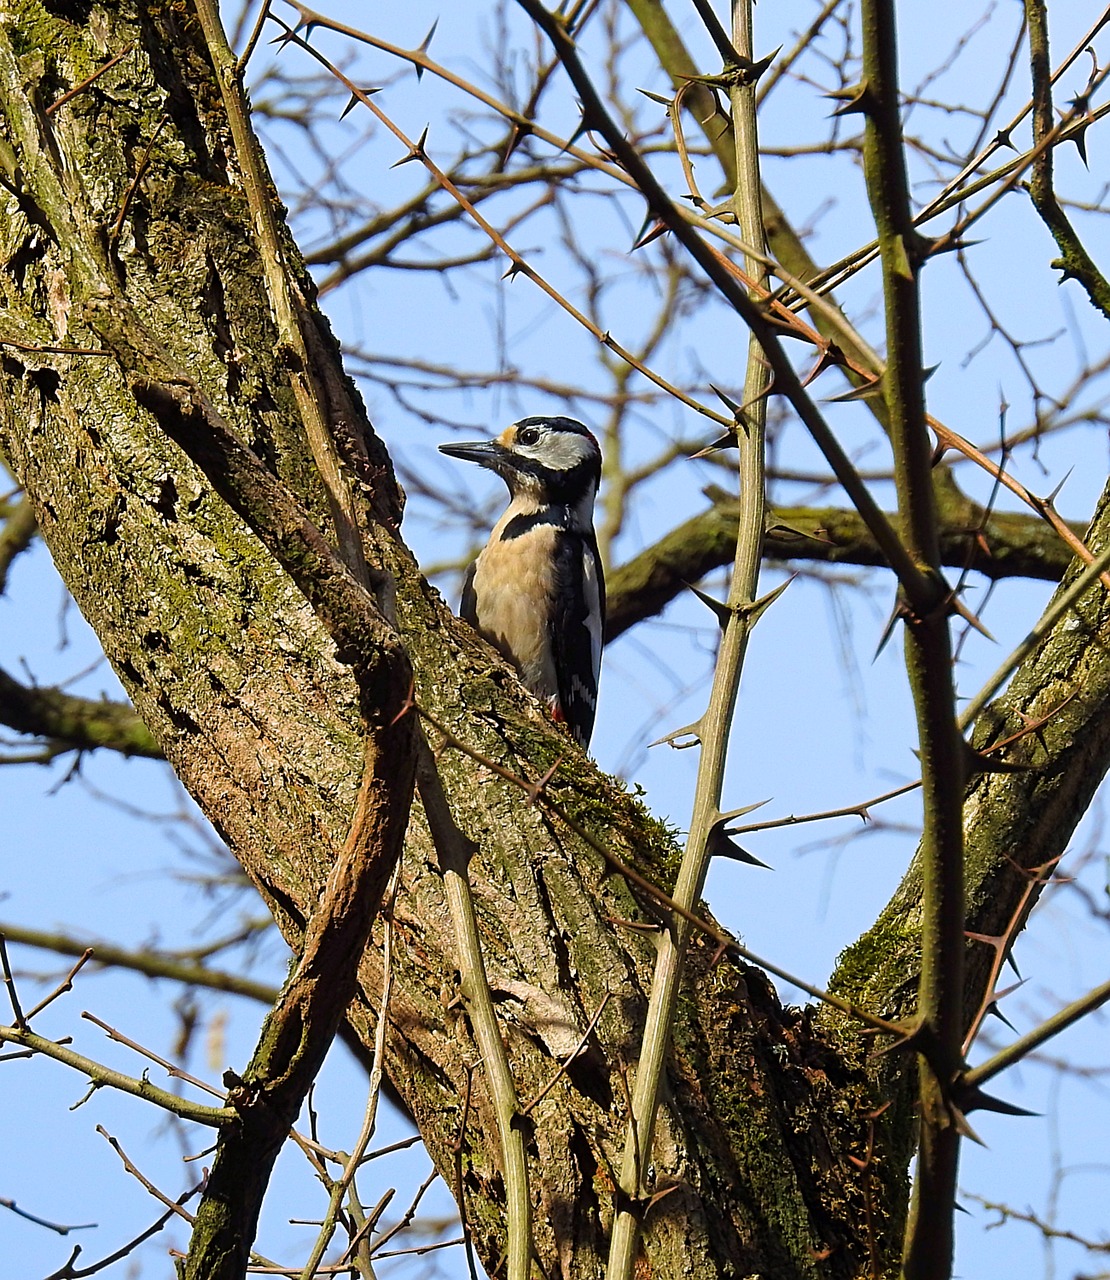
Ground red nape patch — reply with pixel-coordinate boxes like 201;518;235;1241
551;703;566;723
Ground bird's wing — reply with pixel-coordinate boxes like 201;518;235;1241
459;558;479;628
551;531;605;747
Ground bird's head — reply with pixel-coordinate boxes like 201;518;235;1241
439;416;601;507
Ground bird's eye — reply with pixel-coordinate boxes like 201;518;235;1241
517;427;540;446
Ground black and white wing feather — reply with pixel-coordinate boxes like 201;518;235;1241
551;531;605;746
459;559;479;629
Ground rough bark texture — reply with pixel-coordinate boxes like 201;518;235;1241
2;3;1109;1279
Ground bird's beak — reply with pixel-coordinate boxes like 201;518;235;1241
438;440;511;470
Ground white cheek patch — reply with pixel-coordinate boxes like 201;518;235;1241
518;433;595;471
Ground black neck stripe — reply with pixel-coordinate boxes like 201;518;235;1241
502;508;572;540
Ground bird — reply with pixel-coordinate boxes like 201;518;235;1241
439;415;605;748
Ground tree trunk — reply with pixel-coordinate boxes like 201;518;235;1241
2;3;1108;1277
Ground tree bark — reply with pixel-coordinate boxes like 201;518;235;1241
2;4;1109;1278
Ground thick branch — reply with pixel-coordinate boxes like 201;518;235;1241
185;730;414;1279
0;666;161;758
606;493;1080;639
0;493;37;593
0;921;275;1003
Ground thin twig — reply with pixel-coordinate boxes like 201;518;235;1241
0;1198;95;1235
419;716;906;1039
23;949;93;1021
268;18;732;432
237;0;273;74
962;976;1110;1093
297;864;401;1278
521;991;613;1115
0;1023;235;1126
97;1127;199;1227
109;114;169;245
193;0;373;579
82;1010;225;1098
45;44;135;115
0;933;26;1028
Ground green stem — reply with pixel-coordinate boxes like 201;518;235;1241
1025;0;1110;319
605;2;767;1274
963;977;1110;1090
858;4;966;1278
0;1023;235;1126
414;738;533;1280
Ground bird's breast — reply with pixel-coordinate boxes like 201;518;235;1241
470;525;560;698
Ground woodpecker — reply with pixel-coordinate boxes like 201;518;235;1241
439;416;605;748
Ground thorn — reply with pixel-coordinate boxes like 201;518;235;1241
608;916;664;935
992;977;1027;1003
631;212;669;251
679;48;781;91
690;430;738;458
559;109;592;156
1046;466;1074;507
414;19;438;81
923;232;984;259
743;575;794;624
747;47;781;81
637;87;673;107
873;598;908;660
824;374;885;404
269;21;306;50
765;516;834;545
502;259;529;281
800;342;848;387
648;721;703;749
502;122;532;164
644;1184;681;1212
708;827;771;868
993;126;1016;151
523;758;562;807
391;124;430;168
959;1085;1038;1119
962;740;1031;777
1070;121;1090;166
755;303;808;341
715;799;772;823
949;595;995;642
965;929;1006;949
871;1019;923;1058
340;87;382;120
983;1001;1018;1035
389;679;418;726
1066;92;1091;166
685;581;732;628
709;383;743;417
950;1106;987;1146
826;80;876;118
